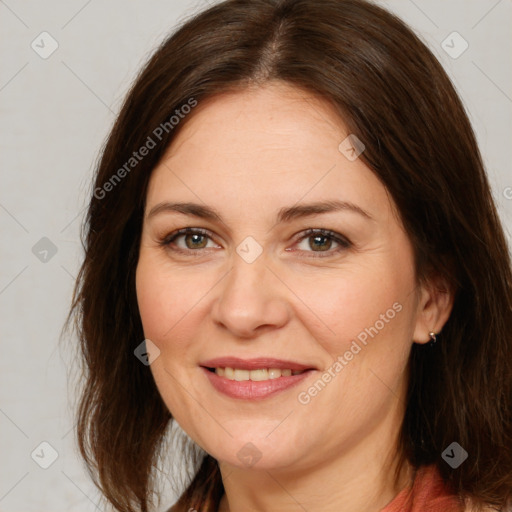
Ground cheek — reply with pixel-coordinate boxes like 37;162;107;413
135;254;220;356
136;263;168;342
293;268;414;421
136;256;188;346
297;265;412;351
292;258;417;414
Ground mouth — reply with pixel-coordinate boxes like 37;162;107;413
204;367;306;380
199;357;317;400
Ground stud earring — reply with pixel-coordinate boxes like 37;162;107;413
428;331;437;345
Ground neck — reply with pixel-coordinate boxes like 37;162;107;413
217;422;413;512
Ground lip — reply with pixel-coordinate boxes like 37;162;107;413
201;367;315;400
200;357;316;371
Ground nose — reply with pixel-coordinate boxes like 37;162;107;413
211;252;292;338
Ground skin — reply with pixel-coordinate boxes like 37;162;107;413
136;81;453;512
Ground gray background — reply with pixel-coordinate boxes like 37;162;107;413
1;0;511;510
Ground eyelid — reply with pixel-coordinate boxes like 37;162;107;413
161;227;213;245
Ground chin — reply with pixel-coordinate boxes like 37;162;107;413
201;432;305;471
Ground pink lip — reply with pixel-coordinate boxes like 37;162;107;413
201;367;315;400
200;357;316;371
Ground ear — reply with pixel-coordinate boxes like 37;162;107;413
412;274;454;344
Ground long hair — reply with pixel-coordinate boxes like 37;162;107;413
68;0;512;511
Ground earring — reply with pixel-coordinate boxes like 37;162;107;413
428;331;437;345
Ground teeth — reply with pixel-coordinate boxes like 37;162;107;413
214;367;305;381
249;368;268;381
268;368;281;379
234;369;250;381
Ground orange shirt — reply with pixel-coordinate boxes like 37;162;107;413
380;464;464;512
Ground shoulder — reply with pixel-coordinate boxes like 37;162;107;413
400;465;503;512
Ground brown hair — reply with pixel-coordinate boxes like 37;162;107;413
67;0;512;511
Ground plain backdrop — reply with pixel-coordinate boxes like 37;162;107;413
1;0;511;510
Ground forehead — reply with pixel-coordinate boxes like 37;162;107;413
145;82;391;222
165;82;345;165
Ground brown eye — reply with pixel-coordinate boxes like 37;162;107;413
162;228;218;254
182;233;208;249
292;229;351;257
308;234;333;251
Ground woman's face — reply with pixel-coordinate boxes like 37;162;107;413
136;82;439;472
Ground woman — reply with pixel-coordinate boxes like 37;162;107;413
69;0;512;511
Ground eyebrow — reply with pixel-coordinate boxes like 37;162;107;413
147;199;373;224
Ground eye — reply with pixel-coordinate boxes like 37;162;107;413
290;228;351;257
161;228;219;254
160;227;351;258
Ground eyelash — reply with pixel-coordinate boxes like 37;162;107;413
160;227;352;258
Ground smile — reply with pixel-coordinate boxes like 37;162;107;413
209;367;306;381
199;357;317;399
